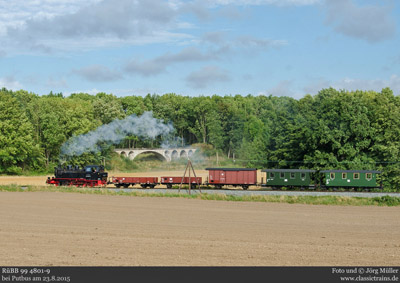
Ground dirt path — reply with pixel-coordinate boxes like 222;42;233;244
0;191;399;266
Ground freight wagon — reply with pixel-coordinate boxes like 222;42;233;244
205;168;257;190
160;176;202;189
109;177;158;188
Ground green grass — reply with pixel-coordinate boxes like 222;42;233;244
1;185;400;207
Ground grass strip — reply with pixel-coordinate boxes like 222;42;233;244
1;185;399;207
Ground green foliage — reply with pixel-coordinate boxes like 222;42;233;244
372;195;400;206
93;92;125;124
32;96;99;167
106;153;138;172
0;90;42;174
2;87;400;190
120;96;147;116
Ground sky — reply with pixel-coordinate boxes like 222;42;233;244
0;0;399;99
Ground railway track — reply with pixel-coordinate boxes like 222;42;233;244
105;187;400;198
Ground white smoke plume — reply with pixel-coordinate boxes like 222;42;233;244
60;111;174;156
161;136;185;148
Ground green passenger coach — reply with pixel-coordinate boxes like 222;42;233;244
320;170;382;189
261;169;316;189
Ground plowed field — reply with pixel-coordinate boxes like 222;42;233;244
0;190;399;266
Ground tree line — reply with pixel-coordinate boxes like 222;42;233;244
1;87;400;189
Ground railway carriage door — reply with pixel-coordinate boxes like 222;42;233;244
220;171;225;183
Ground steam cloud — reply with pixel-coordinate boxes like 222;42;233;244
60;111;174;157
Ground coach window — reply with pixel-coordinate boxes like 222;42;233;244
301;173;306;179
270;172;275;179
280;172;285;179
366;173;372;181
353;173;360;180
342;173;347;179
290;172;295;179
330;172;335;180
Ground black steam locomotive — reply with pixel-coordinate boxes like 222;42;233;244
46;165;108;187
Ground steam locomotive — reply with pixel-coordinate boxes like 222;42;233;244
46;165;108;187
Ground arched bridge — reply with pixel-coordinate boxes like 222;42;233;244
114;148;198;162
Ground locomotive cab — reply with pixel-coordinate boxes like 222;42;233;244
84;165;107;181
85;165;100;173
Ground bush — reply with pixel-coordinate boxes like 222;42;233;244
372;196;400;206
106;153;138;172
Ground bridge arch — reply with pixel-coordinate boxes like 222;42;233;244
171;150;179;160
133;151;167;161
164;150;170;157
180;150;188;158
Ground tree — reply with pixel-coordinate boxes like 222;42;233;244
93;92;125;124
120;96;147;116
34;96;99;167
0;90;41;173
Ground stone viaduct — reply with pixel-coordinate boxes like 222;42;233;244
114;147;197;162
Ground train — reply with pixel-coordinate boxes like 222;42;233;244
46;165;383;191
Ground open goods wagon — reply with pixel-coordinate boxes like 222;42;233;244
160;176;202;189
109;177;158;188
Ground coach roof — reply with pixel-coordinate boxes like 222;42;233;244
261;169;316;173
320;170;381;173
205;168;257;171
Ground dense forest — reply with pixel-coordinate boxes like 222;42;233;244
1;87;400;189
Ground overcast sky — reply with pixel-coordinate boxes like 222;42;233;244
0;0;399;98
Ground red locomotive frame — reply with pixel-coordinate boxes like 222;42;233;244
46;178;107;187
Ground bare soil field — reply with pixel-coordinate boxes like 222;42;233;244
0;190;399;266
